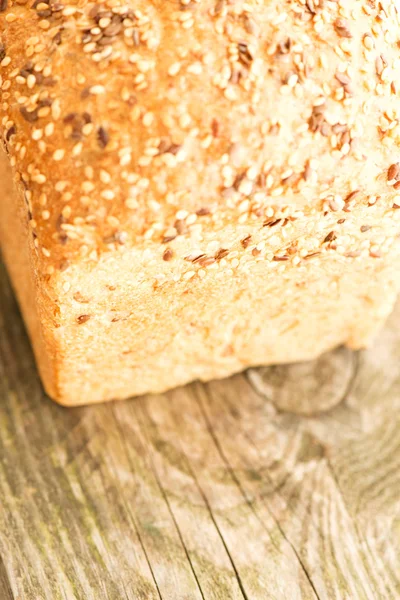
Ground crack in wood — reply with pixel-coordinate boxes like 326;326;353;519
109;405;164;600
140;398;250;600
193;385;320;600
135;400;207;600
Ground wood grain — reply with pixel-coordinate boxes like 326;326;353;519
1;257;400;600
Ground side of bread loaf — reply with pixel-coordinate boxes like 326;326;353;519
1;0;400;404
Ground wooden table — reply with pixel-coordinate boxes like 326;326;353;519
1;259;400;600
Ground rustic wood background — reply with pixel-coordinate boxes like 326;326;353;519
0;258;400;600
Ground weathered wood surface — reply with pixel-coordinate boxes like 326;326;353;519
1;258;400;600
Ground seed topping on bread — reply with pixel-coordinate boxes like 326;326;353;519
1;0;400;284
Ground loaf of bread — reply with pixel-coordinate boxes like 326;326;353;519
1;0;400;405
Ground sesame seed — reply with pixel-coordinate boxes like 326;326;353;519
89;85;106;95
168;62;181;76
53;149;65;161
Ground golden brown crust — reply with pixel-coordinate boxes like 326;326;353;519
1;0;400;280
0;155;60;399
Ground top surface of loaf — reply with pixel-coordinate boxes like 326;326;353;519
1;0;400;272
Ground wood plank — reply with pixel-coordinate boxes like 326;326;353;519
0;554;13;600
1;257;400;599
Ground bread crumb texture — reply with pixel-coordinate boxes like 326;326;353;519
1;0;400;286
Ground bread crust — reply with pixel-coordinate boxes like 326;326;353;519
1;1;400;404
